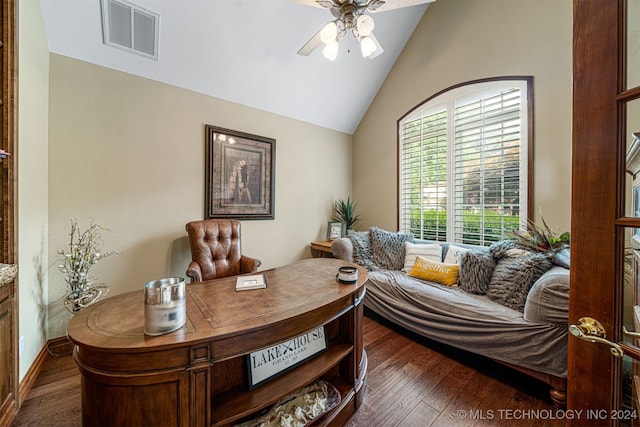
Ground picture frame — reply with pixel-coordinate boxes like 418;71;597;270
205;125;275;220
327;221;344;240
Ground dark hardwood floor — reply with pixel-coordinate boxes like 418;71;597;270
346;313;563;427
12;346;81;426
12;314;562;427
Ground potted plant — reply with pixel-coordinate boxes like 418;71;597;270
333;196;361;234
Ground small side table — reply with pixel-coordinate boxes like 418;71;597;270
310;240;334;258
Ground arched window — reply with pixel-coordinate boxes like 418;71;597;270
398;77;533;245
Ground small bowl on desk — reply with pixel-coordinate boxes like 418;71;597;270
336;266;358;284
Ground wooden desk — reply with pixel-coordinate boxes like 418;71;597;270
67;258;368;427
310;240;334;257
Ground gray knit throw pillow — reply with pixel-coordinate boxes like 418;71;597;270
489;240;520;259
370;227;414;270
486;252;553;312
458;249;497;294
347;231;379;271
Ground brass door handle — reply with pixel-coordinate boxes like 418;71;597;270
569;317;624;357
623;326;640;338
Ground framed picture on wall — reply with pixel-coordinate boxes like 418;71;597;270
205;125;275;220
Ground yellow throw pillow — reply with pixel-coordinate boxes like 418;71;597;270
408;256;459;286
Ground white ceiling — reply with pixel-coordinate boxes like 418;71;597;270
38;0;431;134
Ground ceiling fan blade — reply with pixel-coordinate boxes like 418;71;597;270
330;6;342;19
368;0;436;13
297;30;323;56
367;0;386;11
288;0;335;9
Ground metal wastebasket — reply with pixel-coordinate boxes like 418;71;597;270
144;277;186;336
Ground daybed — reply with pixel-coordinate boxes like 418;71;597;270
331;227;570;407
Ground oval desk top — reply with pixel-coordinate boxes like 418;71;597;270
67;258;367;353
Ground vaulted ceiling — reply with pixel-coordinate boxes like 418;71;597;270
39;0;431;134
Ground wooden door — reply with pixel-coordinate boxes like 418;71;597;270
568;1;640;425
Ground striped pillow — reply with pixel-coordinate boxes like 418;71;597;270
403;242;442;272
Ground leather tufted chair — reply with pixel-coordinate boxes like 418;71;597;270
185;219;261;282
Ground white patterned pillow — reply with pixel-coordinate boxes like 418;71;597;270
443;244;469;264
402;242;442;272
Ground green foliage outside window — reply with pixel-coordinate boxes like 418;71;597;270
408;209;520;246
407;209;447;241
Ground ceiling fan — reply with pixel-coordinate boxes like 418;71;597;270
292;0;436;61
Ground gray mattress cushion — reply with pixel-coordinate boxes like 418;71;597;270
523;266;570;324
363;270;567;378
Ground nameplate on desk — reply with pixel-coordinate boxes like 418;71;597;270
247;326;328;390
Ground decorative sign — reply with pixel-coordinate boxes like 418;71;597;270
247;326;328;390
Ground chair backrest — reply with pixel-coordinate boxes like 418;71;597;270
185;219;243;280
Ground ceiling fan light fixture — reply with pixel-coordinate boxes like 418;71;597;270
322;41;339;61
360;36;377;58
320;21;338;44
295;0;437;60
356;14;375;37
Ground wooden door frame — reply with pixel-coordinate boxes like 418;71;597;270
0;0;17;424
568;0;621;422
1;0;14;264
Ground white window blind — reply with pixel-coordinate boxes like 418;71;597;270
453;88;522;244
400;111;448;240
399;79;529;245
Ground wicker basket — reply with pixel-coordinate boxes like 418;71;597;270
0;263;17;286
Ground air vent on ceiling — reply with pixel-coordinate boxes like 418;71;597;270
100;0;159;60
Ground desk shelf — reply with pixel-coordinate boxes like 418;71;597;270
212;342;354;426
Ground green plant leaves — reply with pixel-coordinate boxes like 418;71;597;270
333;196;361;231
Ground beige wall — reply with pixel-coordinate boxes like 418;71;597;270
18;0;50;379
352;0;572;232
46;55;353;337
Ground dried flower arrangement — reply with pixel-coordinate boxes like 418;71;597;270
57;218;118;313
509;216;570;254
